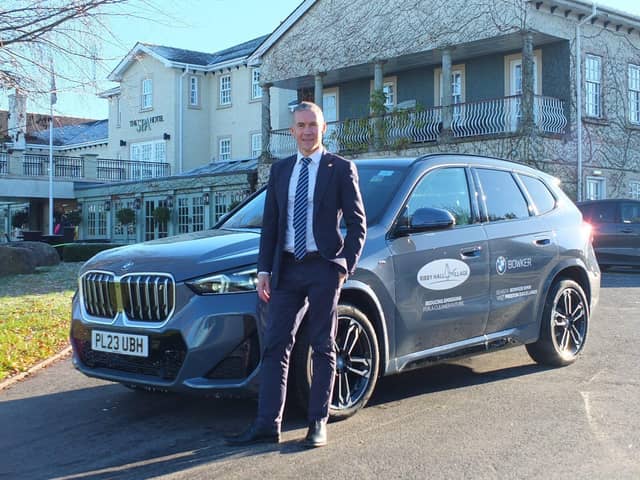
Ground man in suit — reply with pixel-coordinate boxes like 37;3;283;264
227;101;366;448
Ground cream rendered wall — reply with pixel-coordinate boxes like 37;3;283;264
112;54;178;172
271;87;298;130
179;71;212;172
209;66;262;161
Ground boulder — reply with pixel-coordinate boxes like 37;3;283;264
0;245;38;276
18;241;60;266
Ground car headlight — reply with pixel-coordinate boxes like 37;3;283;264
186;267;258;295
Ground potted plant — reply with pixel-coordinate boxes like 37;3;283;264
116;207;136;242
152;206;171;224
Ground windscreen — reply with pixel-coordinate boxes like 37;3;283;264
219;164;407;229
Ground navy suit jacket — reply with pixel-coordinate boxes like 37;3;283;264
257;152;366;289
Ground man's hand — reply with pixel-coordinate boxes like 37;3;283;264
257;272;271;303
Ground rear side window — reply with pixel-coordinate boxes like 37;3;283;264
520;175;556;214
621;202;640;224
581;203;616;223
476;168;530;221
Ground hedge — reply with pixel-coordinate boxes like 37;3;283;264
61;243;126;262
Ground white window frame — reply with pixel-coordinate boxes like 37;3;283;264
130;140;166;178
219;137;231;161
219;75;231;106
586;176;606;200
434;66;467;106
189;75;199;107
585;54;602;118
141;78;153;110
251;133;262;158
630;181;640;200
383;80;396;110
251;68;262;100
629;64;640;124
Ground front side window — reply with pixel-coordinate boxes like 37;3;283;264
141;78;153;110
251;68;262;100
220;75;231;105
519;174;556;215
621;202;640;224
189;76;199;106
219;138;231;161
405;167;473;226
585;54;602;118
629;64;640;124
476;169;530;221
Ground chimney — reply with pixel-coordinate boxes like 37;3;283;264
8;90;27;150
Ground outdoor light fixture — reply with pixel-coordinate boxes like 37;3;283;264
77;203;82;213
163;133;171;140
166;195;174;209
134;198;141;210
104;200;111;211
120;140;127;146
203;192;210;205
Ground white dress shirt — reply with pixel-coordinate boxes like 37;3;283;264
284;149;323;253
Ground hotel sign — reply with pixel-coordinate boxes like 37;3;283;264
130;115;164;132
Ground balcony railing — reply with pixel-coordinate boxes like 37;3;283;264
22;154;84;178
269;95;567;157
97;158;171;181
0;154;171;182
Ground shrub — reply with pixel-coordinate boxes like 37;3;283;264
116;208;136;226
62;243;125;262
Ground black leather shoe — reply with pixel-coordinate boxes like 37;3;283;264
225;423;280;446
304;420;327;447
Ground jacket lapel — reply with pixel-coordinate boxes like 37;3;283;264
277;156;297;206
313;153;334;208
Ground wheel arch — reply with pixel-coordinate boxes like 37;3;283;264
339;281;389;377
534;260;593;339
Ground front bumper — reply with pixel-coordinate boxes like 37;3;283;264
70;284;264;395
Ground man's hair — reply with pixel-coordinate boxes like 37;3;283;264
291;101;324;123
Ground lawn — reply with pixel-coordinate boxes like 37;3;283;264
0;262;84;382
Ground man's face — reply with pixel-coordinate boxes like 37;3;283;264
290;108;327;156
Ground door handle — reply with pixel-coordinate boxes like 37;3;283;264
460;246;482;258
534;238;551;246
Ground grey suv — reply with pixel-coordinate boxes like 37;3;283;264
71;154;600;419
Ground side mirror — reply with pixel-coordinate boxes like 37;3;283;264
395;207;455;236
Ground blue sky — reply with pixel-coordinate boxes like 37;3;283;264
4;0;640;120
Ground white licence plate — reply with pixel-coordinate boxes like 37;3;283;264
91;330;149;358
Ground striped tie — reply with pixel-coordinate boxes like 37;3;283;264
293;157;312;260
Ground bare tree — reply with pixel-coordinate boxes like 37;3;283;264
0;0;170;111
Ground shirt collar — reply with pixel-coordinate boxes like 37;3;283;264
297;147;324;165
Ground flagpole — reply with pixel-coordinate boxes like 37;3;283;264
48;99;54;235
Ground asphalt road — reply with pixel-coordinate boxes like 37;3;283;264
1;271;639;480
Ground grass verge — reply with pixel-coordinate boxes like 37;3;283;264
0;262;83;382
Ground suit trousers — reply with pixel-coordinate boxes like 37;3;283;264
256;253;341;428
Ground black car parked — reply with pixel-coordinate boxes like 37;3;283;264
577;199;640;269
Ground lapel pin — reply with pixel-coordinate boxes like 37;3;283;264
328;163;333;167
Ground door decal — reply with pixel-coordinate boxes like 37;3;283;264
417;259;470;290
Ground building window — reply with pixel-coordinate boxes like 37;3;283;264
189;76;199;106
219;138;231;161
586;176;606;200
383;81;395;110
220;75;231;105
115;96;121;128
141;78;153;110
435;66;466;106
130;140;166;178
251;68;262;100
251;133;262;158
629;64;640;124
630;181;640;200
87;203;107;238
585;54;602;118
215;192;230;222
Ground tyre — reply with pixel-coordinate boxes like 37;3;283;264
526;279;589;367
293;303;380;420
